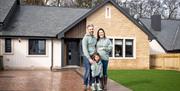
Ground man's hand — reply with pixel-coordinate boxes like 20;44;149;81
89;58;95;64
98;47;104;50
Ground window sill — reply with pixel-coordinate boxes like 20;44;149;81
3;52;14;55
26;54;48;57
109;57;136;60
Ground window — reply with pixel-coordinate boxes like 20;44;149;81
115;39;123;57
28;39;46;55
105;7;111;18
125;39;133;57
5;38;12;53
109;38;135;59
109;39;113;57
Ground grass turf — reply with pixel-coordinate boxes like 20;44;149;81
108;70;180;91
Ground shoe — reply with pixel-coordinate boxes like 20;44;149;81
100;77;104;89
97;83;102;91
91;83;96;91
104;76;108;90
84;85;88;91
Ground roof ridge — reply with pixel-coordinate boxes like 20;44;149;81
20;4;90;10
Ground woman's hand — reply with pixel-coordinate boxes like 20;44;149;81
89;58;95;64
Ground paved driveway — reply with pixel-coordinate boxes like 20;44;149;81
0;70;84;91
0;69;132;91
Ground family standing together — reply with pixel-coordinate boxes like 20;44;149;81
82;24;112;91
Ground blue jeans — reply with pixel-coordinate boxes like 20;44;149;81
92;75;100;83
83;56;91;86
101;60;109;77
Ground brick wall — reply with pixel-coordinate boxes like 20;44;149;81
87;3;150;69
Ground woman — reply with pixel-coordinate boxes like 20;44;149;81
96;28;112;90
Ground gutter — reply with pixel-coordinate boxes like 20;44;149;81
0;35;56;38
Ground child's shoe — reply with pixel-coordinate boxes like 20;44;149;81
97;83;102;91
91;83;96;91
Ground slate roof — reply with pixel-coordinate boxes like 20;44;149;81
0;0;16;23
140;18;180;51
0;5;90;37
0;0;154;40
1;0;178;52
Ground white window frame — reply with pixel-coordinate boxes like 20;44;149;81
3;38;14;55
105;6;111;18
108;37;136;59
26;39;48;57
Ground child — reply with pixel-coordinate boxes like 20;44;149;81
91;52;103;91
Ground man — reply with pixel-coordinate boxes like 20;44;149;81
82;24;96;90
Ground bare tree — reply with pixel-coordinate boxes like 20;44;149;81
162;0;180;19
118;0;180;19
93;0;104;7
21;0;180;19
22;0;45;5
75;0;91;8
128;0;147;18
145;0;161;17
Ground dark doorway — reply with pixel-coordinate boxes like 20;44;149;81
66;40;80;66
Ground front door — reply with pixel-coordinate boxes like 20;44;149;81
67;40;80;66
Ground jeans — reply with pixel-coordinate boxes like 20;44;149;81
92;75;100;83
101;60;109;77
83;56;91;86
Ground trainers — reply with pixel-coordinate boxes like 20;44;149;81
91;83;96;91
97;83;102;91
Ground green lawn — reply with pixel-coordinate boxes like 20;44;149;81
108;70;180;91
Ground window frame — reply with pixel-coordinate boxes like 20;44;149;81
28;39;46;56
105;6;111;18
125;39;134;57
114;39;123;57
4;38;13;54
108;37;136;59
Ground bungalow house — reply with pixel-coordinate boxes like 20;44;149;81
0;0;179;70
140;17;180;53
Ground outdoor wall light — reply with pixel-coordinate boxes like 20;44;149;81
18;38;21;43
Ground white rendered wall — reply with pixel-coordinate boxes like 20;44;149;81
149;39;166;54
2;38;52;70
52;39;62;69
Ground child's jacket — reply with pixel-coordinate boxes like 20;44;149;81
91;61;103;77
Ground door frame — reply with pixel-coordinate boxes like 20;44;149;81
62;38;83;67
